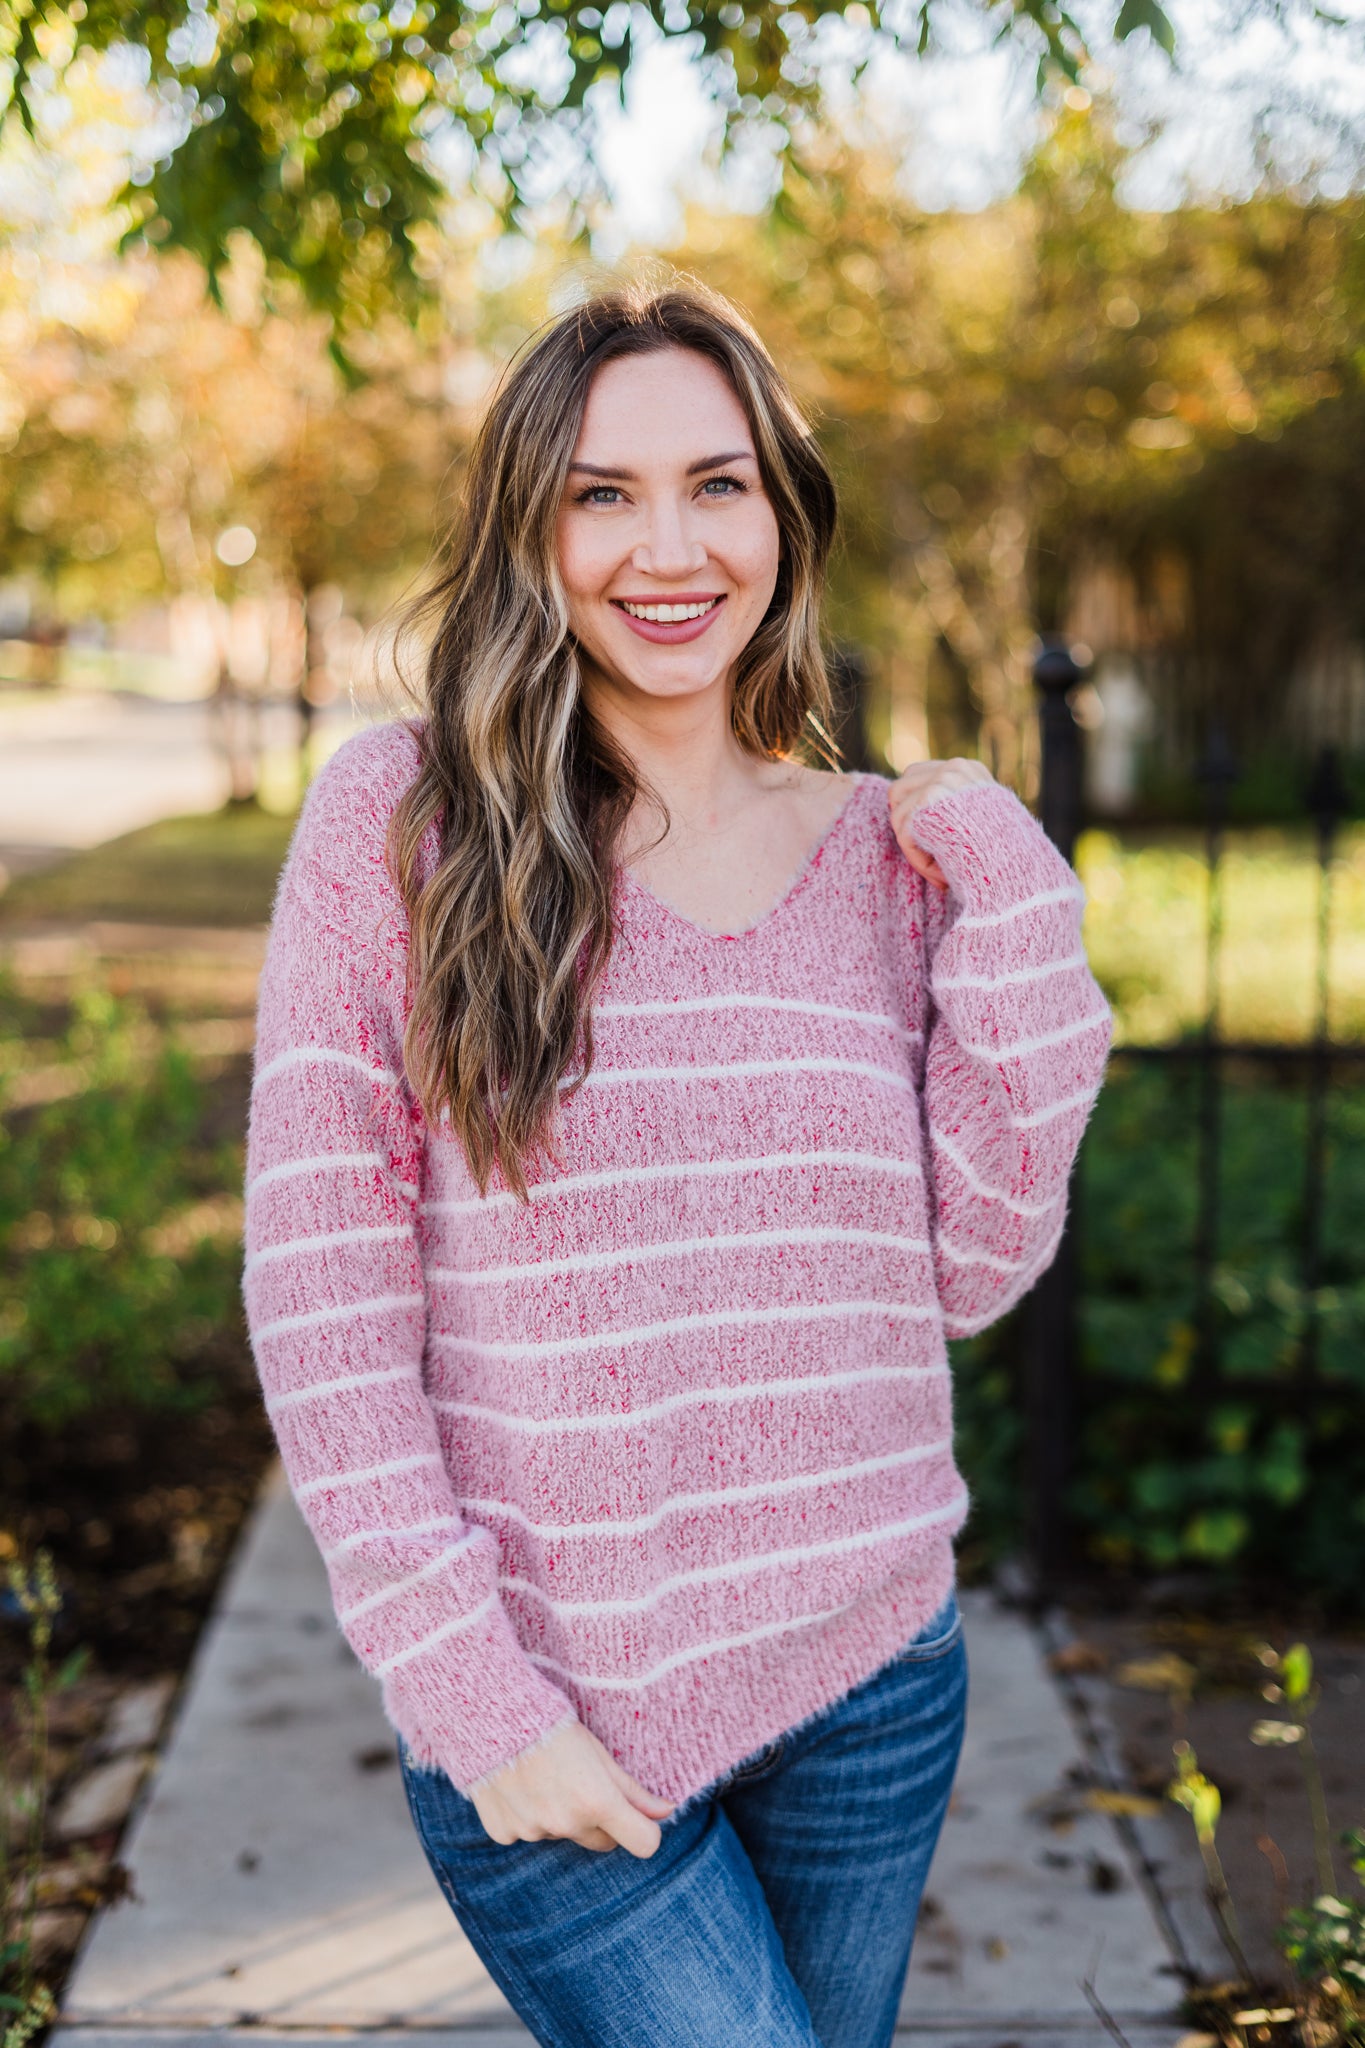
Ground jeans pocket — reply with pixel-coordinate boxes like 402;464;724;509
891;1589;963;1663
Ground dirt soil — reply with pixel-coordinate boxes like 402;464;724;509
1055;1598;1365;1990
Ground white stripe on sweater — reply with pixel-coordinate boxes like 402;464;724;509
372;1592;498;1677
954;1008;1111;1065
268;1365;415;1412
428;1298;941;1364
422;1148;925;1219
336;1534;481;1623
563;1056;916;1097
244;1224;410;1275
500;1493;969;1618
251;1292;425;1343
1011;1082;1104;1131
295;1451;444;1501
523;1538;967;1692
429;1225;933;1289
594;993;922;1043
458;1439;953;1541
952;883;1084;932
936;1229;1063;1274
322;1514;463;1565
926;1124;1065;1217
254;1044;403;1091
246;1151;418;1200
933;951;1087;993
941;1216;1068;1337
431;1361;948;1435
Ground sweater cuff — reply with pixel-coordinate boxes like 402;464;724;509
384;1597;581;1795
465;1708;582;1797
903;780;1077;915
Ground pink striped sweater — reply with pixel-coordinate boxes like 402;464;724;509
243;720;1112;1805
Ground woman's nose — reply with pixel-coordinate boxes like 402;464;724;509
631;498;707;579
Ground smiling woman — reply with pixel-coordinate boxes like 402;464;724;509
241;279;1113;2048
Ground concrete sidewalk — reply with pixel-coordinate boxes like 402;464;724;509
53;1465;1204;2048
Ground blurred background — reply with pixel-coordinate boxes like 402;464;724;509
2;0;1365;2024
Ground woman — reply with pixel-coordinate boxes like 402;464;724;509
243;280;1112;2048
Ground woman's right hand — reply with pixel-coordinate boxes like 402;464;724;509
468;1717;675;1858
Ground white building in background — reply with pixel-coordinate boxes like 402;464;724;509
1085;658;1157;816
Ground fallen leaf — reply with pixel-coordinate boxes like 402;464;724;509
1113;1653;1197;1694
1048;1639;1108;1675
1083;1788;1163;1817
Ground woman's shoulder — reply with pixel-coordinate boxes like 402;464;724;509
280;716;427;926
306;716;426;820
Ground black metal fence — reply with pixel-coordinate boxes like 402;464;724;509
1024;641;1365;1594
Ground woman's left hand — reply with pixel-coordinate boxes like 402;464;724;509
888;758;996;894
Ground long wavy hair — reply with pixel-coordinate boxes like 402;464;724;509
387;279;839;1198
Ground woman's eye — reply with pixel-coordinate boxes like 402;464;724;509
577;484;622;506
701;474;746;497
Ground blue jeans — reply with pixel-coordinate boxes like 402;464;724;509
398;1589;968;2048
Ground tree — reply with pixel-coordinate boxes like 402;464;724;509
674;104;1365;786
0;0;1182;348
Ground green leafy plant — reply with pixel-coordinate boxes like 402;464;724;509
0;982;246;1430
1166;1643;1365;2047
1277;1832;1365;2046
1;1549;88;2041
1169;1737;1254;1987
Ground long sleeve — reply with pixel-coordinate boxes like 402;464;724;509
242;732;577;1790
905;779;1113;1340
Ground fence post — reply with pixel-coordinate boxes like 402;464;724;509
1299;742;1350;1386
1023;638;1086;1592
1191;724;1238;1400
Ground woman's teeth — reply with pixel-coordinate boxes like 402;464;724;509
619;598;721;622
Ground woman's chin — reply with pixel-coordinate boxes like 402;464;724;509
591;646;739;708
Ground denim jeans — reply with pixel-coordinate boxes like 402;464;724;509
398;1589;968;2048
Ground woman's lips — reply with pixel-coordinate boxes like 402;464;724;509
610;595;727;645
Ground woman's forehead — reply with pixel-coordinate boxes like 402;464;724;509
572;348;755;469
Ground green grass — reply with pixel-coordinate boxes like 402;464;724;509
1078;822;1365;1047
0;806;298;930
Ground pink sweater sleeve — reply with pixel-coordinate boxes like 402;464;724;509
243;737;577;1790
904;780;1113;1340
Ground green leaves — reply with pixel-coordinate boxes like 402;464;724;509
0;981;246;1432
1281;1640;1314;1706
0;0;1187;329
1168;1739;1222;1845
1113;0;1176;57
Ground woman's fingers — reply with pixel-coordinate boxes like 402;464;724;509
602;1747;675;1817
888;755;994;890
899;841;949;893
467;1721;671;1858
595;1795;665;1859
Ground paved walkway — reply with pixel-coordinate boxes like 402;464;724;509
0;687;365;869
53;1467;1205;2048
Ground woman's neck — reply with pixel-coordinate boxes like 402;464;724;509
580;663;848;939
583;669;781;862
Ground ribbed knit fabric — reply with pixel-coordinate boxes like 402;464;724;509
242;720;1112;1806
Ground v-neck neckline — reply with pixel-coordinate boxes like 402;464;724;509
616;772;874;943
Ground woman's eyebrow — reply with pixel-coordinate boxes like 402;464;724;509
566;449;757;481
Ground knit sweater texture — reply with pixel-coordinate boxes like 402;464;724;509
242;720;1112;1806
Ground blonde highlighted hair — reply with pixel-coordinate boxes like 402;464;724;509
387;279;839;1197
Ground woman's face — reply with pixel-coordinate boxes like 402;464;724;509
555;346;782;715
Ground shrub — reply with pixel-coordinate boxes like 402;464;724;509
0;983;245;1431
